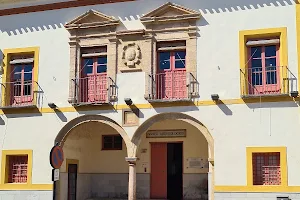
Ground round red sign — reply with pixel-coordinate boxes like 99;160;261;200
50;145;64;169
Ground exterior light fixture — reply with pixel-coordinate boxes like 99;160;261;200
290;91;298;98
48;102;57;109
211;94;219;101
124;98;133;105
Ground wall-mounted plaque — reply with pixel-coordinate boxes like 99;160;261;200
122;109;139;126
146;129;186;138
187;157;209;169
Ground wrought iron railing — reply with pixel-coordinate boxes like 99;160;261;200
240;66;297;97
145;71;199;101
0;81;43;109
70;75;116;106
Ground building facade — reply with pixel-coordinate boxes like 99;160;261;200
0;0;300;200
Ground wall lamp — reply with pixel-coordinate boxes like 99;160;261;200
290;91;299;98
48;102;58;109
124;98;133;105
211;94;219;101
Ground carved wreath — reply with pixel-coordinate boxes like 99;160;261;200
122;43;141;68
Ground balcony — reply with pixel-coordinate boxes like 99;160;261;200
240;66;297;98
70;75;117;106
145;71;199;102
0;81;43;109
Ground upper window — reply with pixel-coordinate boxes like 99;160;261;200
252;152;280;185
154;41;187;100
247;39;280;95
9;55;34;106
102;135;122;150
76;46;108;104
81;46;107;76
1;47;39;108
239;28;291;97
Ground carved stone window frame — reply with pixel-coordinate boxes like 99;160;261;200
140;2;201;100
65;9;119;104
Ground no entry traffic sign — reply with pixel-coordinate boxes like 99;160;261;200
50;145;64;169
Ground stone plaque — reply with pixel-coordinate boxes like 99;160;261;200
187;157;209;169
146;129;186;138
122;109;139;126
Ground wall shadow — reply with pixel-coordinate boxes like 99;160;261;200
243;97;299;109
216;100;233;115
0;116;5;125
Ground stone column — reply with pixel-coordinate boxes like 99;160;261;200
126;157;137;200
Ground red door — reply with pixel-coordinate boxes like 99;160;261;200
80;57;107;103
248;44;280;95
151;143;167;199
157;51;186;100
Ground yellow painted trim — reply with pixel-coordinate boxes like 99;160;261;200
246;147;287;190
239;27;288;95
2;47;40;107
66;159;79;173
296;4;300;92
0;96;298;115
1;150;33;185
215;186;300;193
0;184;53;190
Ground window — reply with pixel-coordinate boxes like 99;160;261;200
7;155;28;183
2;47;39;108
247;40;280;95
1;150;32;185
102;135;122;150
246;147;287;189
76;46;108;104
81;46;107;76
10;56;34;102
154;41;187;100
239;28;288;97
252;152;280;185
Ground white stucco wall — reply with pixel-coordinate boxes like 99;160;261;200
0;0;299;189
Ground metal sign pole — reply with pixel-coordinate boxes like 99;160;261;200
53;178;56;200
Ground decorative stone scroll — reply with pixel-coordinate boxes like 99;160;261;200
146;129;186;138
122;42;141;68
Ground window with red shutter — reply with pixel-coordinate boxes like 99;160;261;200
7;155;28;183
252;152;281;185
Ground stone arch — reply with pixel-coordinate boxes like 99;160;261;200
55;114;132;156
131;112;214;160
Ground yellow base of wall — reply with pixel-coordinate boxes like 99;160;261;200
0;184;53;190
215;186;300;192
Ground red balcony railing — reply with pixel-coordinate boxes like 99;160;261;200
71;75;116;106
146;71;199;102
240;66;297;97
0;81;43;109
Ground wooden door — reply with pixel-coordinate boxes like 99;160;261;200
151;143;167;199
249;45;280;95
67;164;78;200
81;57;107;103
11;64;34;106
157;51;186;100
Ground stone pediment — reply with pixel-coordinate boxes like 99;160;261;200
65;9;119;29
140;2;201;24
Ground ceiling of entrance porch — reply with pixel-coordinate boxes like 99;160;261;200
66;122;118;140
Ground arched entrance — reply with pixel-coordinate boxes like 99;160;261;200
54;115;132;200
132;113;214;200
